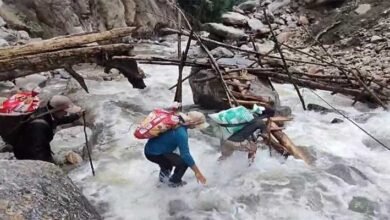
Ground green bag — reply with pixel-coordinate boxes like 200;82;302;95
209;105;264;138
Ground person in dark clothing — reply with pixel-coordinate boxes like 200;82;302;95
219;108;275;161
144;111;208;187
9;95;83;163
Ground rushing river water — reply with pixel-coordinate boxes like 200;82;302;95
66;44;390;220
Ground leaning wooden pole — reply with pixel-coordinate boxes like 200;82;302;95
174;31;193;103
174;5;238;107
263;8;306;110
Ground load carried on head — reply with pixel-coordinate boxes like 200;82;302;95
208;104;312;165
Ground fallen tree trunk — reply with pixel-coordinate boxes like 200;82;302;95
0;44;133;81
0;27;136;60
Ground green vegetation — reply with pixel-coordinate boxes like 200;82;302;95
178;0;247;24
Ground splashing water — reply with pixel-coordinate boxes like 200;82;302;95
67;44;390;220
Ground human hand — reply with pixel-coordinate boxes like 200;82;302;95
195;172;207;185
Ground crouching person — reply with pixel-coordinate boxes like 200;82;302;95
9;95;83;163
218;108;276;162
144;111;208;187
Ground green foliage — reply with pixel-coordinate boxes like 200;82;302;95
178;0;247;24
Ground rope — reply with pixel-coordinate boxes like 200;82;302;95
83;112;96;176
308;89;390;151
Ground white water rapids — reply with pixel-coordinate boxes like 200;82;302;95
66;43;390;220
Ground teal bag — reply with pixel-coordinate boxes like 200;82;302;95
209;105;264;138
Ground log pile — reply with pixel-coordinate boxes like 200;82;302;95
159;27;390;109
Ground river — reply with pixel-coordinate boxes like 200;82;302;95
67;43;390;220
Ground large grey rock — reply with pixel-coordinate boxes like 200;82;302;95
221;12;248;26
355;4;371;15
51;126;92;164
189;68;280;109
238;1;259;12
210;47;234;58
255;40;275;55
0;38;8;47
248;18;266;31
14;74;49;90
202;23;247;40
0;160;101;219
0;28;17;42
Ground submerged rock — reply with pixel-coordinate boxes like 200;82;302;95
307;103;332;113
168;199;190;216
330;118;343;124
326;164;369;185
0;160;101;219
348;196;377;216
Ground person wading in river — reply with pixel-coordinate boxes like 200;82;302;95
144;111;208;187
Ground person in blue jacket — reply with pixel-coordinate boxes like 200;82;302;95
144;111;208;187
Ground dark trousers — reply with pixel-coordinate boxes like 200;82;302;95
145;153;188;183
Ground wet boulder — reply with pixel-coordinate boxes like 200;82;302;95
0;160;101;220
189;67;280;110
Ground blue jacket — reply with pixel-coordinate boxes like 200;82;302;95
144;126;195;167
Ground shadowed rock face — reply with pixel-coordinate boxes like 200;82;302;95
0;160;102;220
0;0;177;38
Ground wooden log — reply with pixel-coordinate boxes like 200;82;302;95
0;44;134;81
0;27;136;60
250;70;389;101
159;28;330;67
270;121;313;164
230;90;271;103
261;134;290;156
222;98;272;108
225;80;250;89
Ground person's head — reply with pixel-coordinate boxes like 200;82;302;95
181;111;209;129
48;95;82;119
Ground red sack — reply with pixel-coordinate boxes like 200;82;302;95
0;91;40;115
134;109;181;139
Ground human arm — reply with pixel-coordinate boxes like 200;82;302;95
177;129;207;184
56;111;83;125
